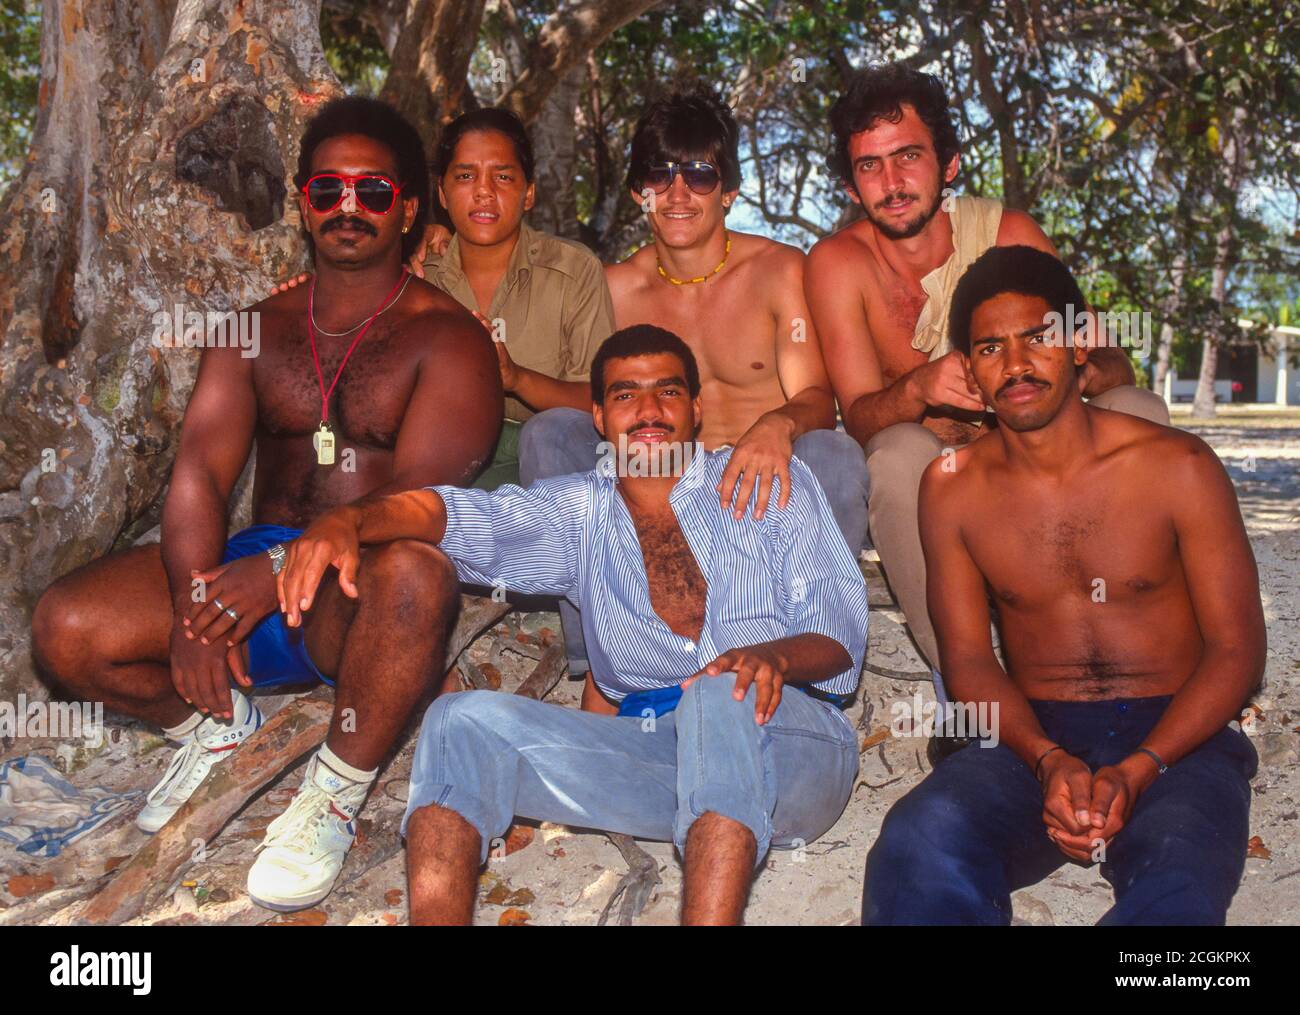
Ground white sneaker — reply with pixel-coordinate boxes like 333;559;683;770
136;693;264;833
246;752;371;912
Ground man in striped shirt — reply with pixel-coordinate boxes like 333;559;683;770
277;324;868;924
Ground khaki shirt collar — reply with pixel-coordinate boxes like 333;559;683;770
435;221;542;314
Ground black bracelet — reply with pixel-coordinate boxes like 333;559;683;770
1034;745;1064;781
1137;747;1168;774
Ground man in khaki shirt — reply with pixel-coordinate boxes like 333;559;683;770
413;108;615;489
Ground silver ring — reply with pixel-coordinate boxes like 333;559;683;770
224;607;239;621
213;597;226;611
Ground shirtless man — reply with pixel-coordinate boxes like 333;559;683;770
521;92;868;708
30;97;501;912
862;246;1264;925
276;325;866;925
286;108;614;491
806;64;1169;681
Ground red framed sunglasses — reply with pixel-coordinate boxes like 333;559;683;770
302;173;403;214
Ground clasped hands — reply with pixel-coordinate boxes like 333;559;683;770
1038;749;1157;862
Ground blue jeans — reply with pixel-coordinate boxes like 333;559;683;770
518;407;871;675
862;696;1258;926
401;671;859;865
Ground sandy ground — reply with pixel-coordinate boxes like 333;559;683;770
1;406;1296;926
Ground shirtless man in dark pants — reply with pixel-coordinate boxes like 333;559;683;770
30;96;501;912
862;246;1265;925
806;65;1169;690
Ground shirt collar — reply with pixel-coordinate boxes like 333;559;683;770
598;440;713;503
439;220;538;290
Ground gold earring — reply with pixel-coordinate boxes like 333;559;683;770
402;225;409;234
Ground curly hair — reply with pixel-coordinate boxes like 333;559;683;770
949;246;1085;356
826;64;960;187
590;325;701;404
295;96;428;261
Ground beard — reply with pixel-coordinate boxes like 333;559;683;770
864;186;945;240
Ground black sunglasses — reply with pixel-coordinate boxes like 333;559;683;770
640;161;722;196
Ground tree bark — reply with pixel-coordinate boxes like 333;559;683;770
528;63;585;242
1152;252;1187;396
0;0;340;703
1191;105;1249;419
379;0;487;158
496;0;661;124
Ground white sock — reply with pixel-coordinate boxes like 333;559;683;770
318;742;378;786
162;711;204;741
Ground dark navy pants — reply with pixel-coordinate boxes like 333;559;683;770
862;696;1258;926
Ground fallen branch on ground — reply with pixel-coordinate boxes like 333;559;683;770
78;594;511;925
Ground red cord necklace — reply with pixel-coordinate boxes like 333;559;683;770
306;269;409;465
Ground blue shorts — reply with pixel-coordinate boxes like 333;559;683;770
222;524;332;688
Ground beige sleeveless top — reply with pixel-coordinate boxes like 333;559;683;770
911;195;1004;361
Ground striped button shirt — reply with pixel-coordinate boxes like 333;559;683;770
433;446;868;702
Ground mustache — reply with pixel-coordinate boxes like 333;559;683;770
875;191;919;209
997;375;1049;396
321;215;377;236
628;420;674;434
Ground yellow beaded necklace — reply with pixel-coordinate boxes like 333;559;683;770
656;232;731;285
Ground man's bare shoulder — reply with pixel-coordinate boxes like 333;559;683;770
737;232;806;275
726;234;807;297
246;283;307;318
1090;404;1222;485
605;244;656;287
397;276;490;346
919;436;985;506
807;220;880;280
995;208;1054;252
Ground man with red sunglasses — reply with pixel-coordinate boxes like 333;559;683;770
31;96;501;913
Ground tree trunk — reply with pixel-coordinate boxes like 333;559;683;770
379;0;487;158
964;15;1027;210
1191;106;1249;419
496;0;661;125
528;63;584;242
1152;252;1186;396
0;0;339;703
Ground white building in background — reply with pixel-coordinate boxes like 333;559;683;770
1162;321;1299;406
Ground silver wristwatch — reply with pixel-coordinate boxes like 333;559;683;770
267;543;287;575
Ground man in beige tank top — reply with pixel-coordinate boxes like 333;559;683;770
806;64;1168;688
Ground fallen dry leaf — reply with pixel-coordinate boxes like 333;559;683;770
860;726;893;752
263;908;328;926
103;856;130;874
1247;835;1271;860
498;908;531;926
384;889;403;907
7;874;55;898
382;913;398;926
501;824;535;856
